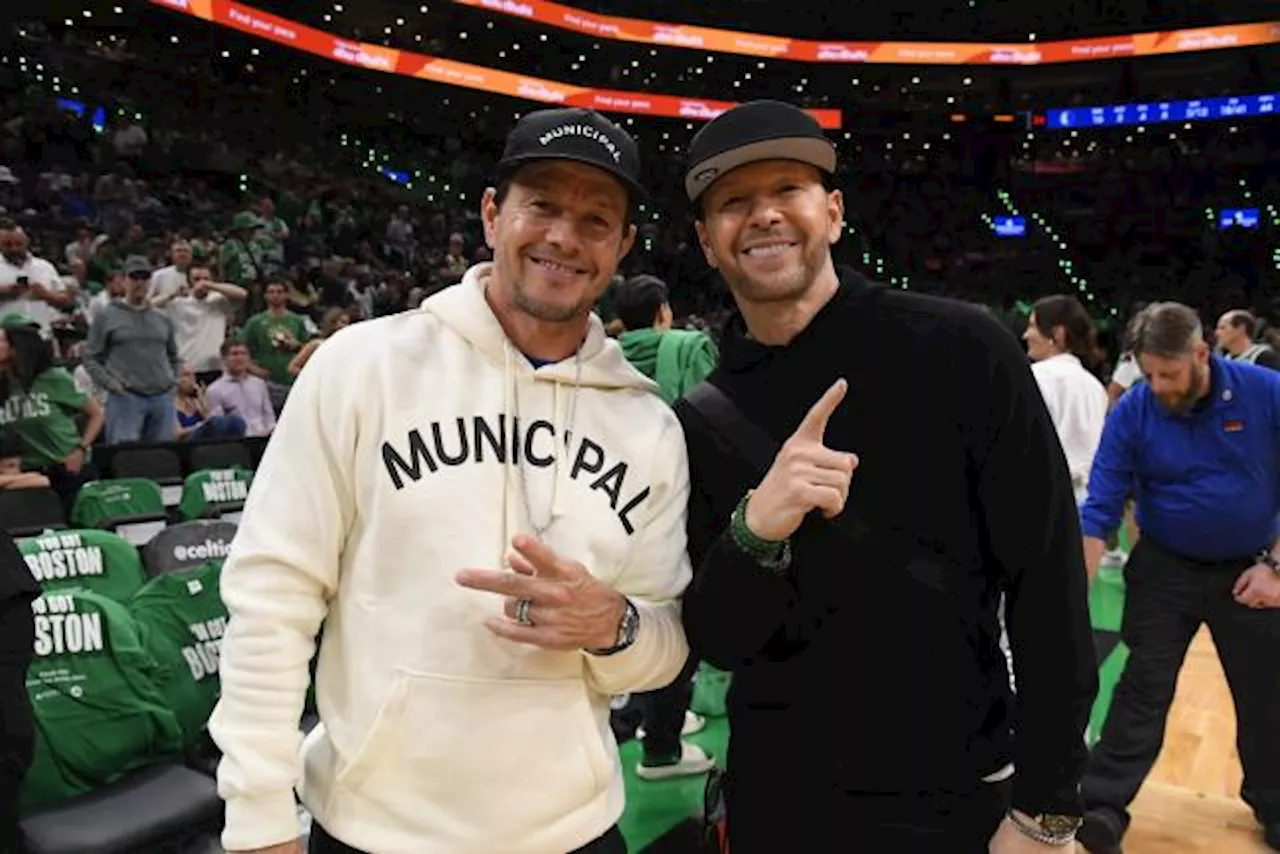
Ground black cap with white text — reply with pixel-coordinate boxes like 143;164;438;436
684;100;837;203
496;107;645;199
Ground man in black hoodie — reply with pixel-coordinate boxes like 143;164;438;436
673;100;1098;853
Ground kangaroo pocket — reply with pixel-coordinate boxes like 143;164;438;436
331;669;615;845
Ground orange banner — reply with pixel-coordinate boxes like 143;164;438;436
148;0;843;128
451;0;1280;65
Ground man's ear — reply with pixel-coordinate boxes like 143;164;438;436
480;187;499;249
617;223;637;261
694;219;718;269
826;188;845;245
1192;339;1211;365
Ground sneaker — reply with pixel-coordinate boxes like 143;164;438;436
1077;809;1124;854
1100;549;1129;569
636;742;716;781
1264;822;1280;851
637;710;706;740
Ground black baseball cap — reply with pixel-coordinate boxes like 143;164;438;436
684;100;837;203
496;107;646;199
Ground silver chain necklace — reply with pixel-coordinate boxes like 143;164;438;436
512;348;583;538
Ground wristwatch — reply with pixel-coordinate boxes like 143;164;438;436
1007;810;1081;846
1259;550;1280;576
587;599;639;657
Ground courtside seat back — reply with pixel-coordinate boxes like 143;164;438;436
21;590;185;814
71;479;168;545
129;561;229;746
19;529;148;604
178;468;253;522
142;520;238;578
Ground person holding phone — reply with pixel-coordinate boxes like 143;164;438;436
0;224;72;338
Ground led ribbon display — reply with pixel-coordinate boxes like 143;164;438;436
449;0;1280;66
148;0;843;128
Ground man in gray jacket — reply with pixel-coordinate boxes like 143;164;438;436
84;255;181;444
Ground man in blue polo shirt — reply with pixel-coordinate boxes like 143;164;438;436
1076;301;1280;854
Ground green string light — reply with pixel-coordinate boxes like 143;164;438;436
995;188;1115;317
846;221;909;289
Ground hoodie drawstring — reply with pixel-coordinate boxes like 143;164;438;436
503;340;583;554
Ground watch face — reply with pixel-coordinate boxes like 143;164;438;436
621;605;640;643
1039;815;1083;834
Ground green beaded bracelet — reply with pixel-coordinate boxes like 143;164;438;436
730;490;790;568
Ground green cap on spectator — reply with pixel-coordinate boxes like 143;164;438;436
0;312;39;330
230;212;262;231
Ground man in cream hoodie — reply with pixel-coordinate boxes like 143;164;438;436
211;108;692;854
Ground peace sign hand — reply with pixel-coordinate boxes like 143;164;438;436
743;379;859;543
455;535;628;651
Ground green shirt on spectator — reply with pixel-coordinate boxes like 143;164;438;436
242;310;309;386
219;239;263;288
0;368;86;470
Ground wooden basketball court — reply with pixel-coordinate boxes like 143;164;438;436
1088;627;1270;853
624;584;1275;853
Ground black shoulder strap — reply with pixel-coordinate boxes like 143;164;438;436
682;381;778;478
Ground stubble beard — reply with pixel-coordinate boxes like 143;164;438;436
726;239;825;305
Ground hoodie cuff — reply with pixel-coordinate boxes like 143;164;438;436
1011;779;1085;819
221;789;300;852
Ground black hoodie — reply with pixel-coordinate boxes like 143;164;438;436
674;269;1097;836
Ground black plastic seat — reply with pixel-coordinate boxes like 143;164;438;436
0;488;66;537
143;519;239;577
109;447;183;485
21;763;223;854
109;447;186;507
189;441;253;473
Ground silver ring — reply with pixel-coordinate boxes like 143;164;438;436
514;598;534;626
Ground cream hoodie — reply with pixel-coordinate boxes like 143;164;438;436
210;265;692;853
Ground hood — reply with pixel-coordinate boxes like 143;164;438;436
424;264;658;394
617;328;663;381
422;263;659;553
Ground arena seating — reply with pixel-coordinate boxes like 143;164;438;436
71;479;169;546
0;490;67;538
11;492;246;851
20;763;222;854
108;448;185;507
144;520;238;578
